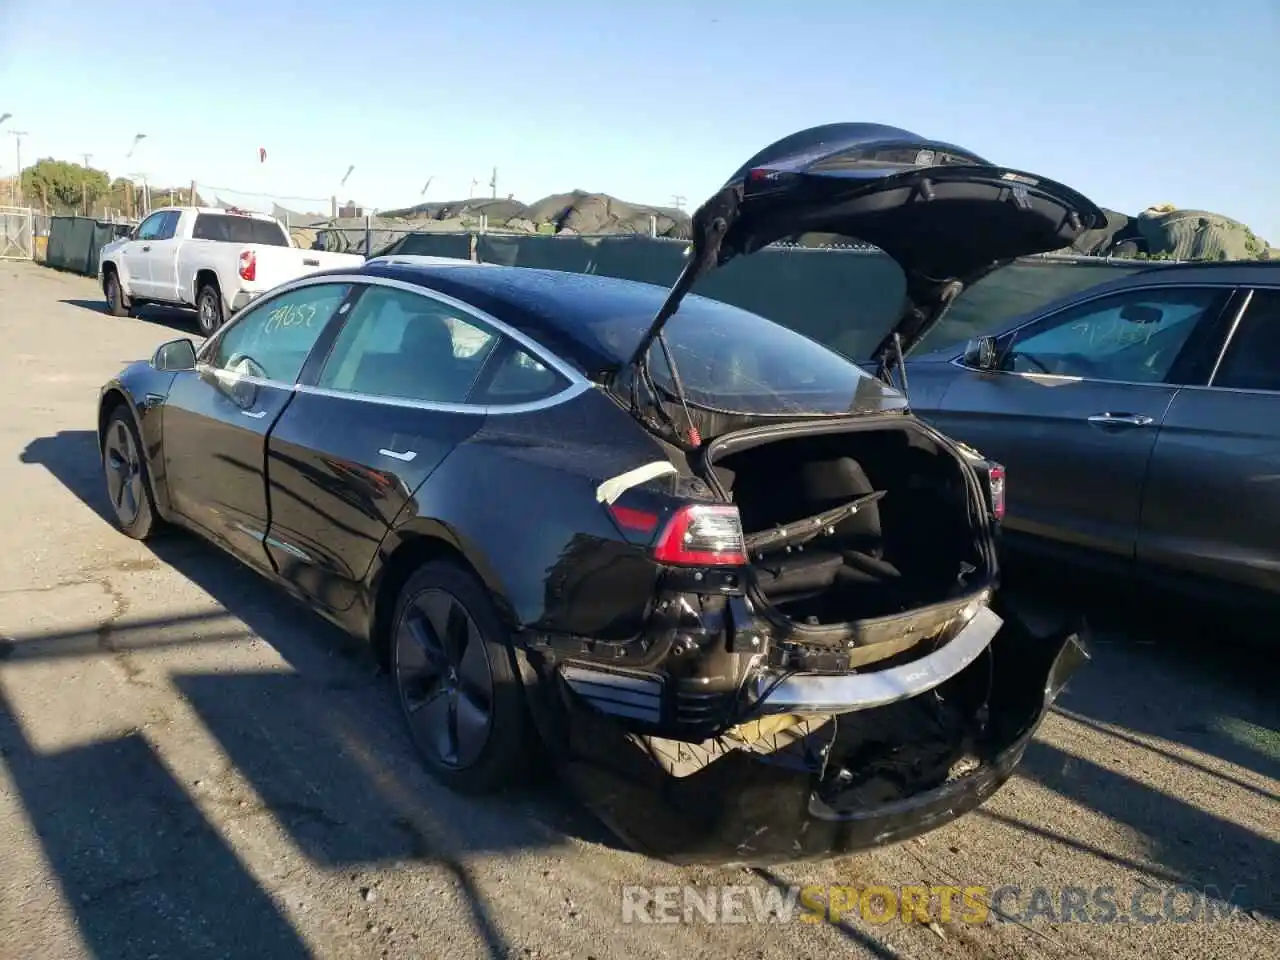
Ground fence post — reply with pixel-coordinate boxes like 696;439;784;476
364;214;372;256
469;232;478;263
649;214;657;238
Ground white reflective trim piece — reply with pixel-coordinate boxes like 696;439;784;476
595;460;678;505
752;605;1003;715
378;448;418;462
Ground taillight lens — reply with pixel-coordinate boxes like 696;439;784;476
238;249;257;281
652;504;747;566
988;463;1006;521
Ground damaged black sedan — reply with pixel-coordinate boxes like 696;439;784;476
97;123;1097;864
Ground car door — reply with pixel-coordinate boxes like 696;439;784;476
1138;286;1280;595
929;284;1234;565
264;280;573;615
141;211;183;302
121;211;167;297
161;280;353;572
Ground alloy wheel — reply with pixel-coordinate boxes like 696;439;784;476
104;419;144;526
198;292;218;334
394;588;495;770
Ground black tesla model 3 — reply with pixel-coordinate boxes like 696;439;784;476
97;124;1098;864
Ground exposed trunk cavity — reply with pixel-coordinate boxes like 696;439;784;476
710;420;991;627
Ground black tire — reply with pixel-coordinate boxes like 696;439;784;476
391;560;534;794
101;407;162;540
196;282;224;336
104;270;130;317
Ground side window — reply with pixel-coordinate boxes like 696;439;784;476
155;211;180;240
1001;287;1225;383
1212;289;1280;392
208;283;351;383
135;212;167;241
470;342;570;405
318;286;500;403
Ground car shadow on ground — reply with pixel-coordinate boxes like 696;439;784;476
16;428;1280;937
12;429;631;958
59;298;202;336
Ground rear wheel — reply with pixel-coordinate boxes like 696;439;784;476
104;270;130;317
196;282;224;336
391;561;534;794
101;407;161;540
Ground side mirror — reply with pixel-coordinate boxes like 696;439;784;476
963;336;999;371
152;338;197;372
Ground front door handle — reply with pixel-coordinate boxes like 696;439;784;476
141;245;151;252
1087;413;1154;427
240;409;268;420
379;447;417;462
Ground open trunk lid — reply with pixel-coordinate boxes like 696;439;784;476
628;122;1106;374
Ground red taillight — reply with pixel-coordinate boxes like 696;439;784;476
238;249;257;281
988;463;1006;521
652;504;747;567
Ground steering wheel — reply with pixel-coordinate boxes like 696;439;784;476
226;353;267;380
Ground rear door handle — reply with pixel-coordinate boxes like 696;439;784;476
1087;413;1154;427
241;409;268;419
379;448;417;462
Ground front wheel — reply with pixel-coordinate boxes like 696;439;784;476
391;561;535;794
104;271;130;317
196;283;224;336
101;407;161;540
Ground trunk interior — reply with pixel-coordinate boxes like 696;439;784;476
712;423;988;625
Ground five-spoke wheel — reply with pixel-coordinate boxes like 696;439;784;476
391;561;533;792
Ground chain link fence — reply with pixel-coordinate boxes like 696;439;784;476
0;207;34;260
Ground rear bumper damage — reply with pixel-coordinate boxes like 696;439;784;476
536;602;1087;865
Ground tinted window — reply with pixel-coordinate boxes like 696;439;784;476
192;214;289;246
1001;287;1225;383
1213;289;1280;392
471;342;569;404
318;286;501;403
135;212;167;241
209;283;350;383
583;295;876;415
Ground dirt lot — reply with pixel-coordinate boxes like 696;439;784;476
0;260;1276;960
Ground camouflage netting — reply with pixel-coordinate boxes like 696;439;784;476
378;190;691;240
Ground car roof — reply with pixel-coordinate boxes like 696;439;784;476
354;260;764;374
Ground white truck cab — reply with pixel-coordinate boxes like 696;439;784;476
98;207;364;334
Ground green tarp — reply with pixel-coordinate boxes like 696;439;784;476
45;216;126;277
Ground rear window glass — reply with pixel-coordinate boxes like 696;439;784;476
585;295;878;415
192;214;289;246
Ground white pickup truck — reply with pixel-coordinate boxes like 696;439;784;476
98;206;364;334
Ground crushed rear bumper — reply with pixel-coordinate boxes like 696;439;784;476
536;603;1087;865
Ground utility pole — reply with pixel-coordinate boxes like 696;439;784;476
490;166;497;200
11;131;28;206
81;153;93;216
671;194;686;211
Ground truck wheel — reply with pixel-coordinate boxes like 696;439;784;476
196;283;224;336
105;271;130;317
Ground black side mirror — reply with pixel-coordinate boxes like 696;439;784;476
152;338;197;372
963;336;999;371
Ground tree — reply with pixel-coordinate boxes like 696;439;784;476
20;157;110;212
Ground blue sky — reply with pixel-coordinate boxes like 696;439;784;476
2;1;1277;238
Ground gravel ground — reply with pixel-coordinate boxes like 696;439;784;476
0;260;1276;960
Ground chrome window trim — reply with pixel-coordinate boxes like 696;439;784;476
188;271;594;413
947;281;1243;389
1198;285;1280;395
1205;288;1253;387
294;379;594;415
